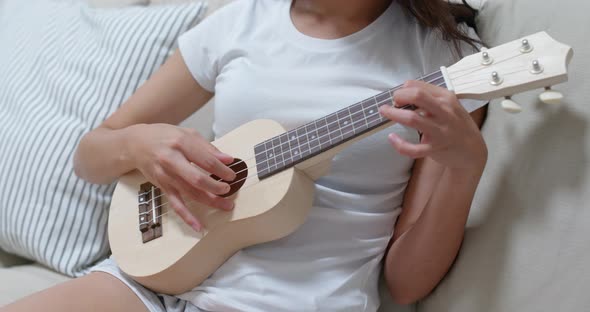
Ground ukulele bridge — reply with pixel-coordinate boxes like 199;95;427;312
138;182;163;243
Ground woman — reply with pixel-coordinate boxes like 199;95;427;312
2;0;488;311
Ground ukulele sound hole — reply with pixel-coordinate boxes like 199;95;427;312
211;158;248;198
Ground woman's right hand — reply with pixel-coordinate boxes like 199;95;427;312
128;123;237;232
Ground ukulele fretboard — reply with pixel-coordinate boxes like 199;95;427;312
254;70;445;179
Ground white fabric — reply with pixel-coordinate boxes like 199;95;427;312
177;1;484;311
0;0;206;277
92;258;204;312
87;0;147;8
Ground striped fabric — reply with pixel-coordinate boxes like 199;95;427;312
0;0;205;277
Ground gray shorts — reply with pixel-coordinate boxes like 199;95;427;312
91;257;203;312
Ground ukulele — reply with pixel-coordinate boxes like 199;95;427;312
108;31;572;295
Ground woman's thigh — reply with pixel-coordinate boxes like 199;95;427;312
0;272;149;312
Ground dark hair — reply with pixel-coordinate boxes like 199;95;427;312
396;0;481;57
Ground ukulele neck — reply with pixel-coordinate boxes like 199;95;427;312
254;69;447;180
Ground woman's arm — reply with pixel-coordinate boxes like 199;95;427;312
74;51;214;184
74;50;236;231
379;81;488;304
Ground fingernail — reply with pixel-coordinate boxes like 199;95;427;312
192;223;202;232
218;151;233;159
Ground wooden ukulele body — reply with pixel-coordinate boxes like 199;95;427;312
108;119;316;295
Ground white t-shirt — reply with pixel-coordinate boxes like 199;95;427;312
178;1;484;311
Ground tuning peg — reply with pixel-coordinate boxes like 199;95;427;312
539;87;563;105
502;96;522;114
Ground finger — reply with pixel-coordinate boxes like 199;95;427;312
393;86;446;118
171;173;235;211
210;147;235;165
404;80;468;116
160;151;231;195
164;186;202;232
184;128;234;165
388;133;432;159
379;105;438;134
184;147;236;182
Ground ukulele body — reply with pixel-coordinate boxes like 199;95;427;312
108;119;316;295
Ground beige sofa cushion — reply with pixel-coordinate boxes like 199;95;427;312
419;1;590;311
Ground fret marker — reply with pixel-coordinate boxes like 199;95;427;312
369;110;374;114
291;136;296;141
344;121;348;125
269;153;273;157
311;135;316;139
141;217;145;221
294;150;299;155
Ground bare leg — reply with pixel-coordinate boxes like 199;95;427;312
0;272;149;312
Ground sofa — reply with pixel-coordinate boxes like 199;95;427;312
2;0;589;311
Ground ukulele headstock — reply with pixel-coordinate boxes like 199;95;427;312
445;31;573;113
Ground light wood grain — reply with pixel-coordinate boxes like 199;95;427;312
109;119;314;294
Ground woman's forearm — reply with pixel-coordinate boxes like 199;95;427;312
384;166;483;304
74;51;215;185
73;125;141;185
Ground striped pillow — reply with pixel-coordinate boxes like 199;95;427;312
0;0;206;276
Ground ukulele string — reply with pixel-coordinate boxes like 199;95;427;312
245;74;446;160
446;51;526;80
140;53;537;220
140;76;445;205
138;74;446;202
139;51;530;200
215;63;533;191
144;100;429;224
140;80;448;220
447;66;537;90
142;102;419;218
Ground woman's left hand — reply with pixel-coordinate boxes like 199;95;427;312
379;80;487;172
